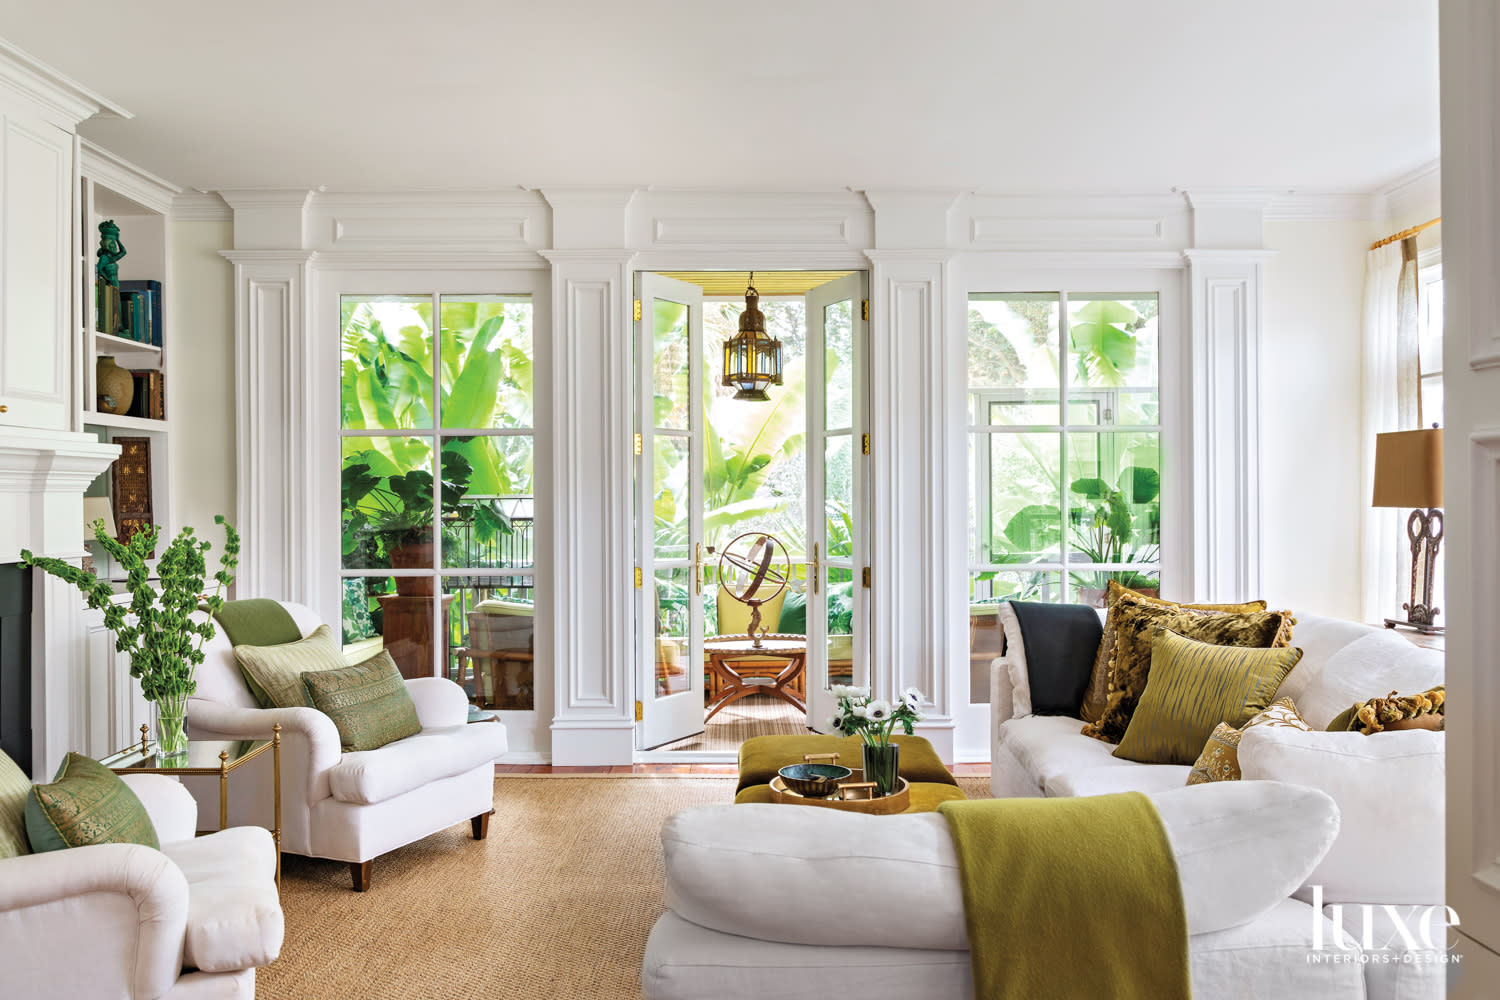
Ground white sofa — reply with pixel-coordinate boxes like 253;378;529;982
187;601;508;891
988;611;1448;1000
0;773;282;1000
644;781;1362;998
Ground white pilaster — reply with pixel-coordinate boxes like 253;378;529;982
1183;249;1274;601
539;248;636;765
220;249;316;603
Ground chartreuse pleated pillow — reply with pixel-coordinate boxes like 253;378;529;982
0;750;33;858
233;623;348;709
24;752;159;853
302;650;423;752
1113;629;1304;766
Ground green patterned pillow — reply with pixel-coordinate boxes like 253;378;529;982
302;650;423;752
0;750;32;858
25;753;159;853
233;623;347;709
1114;629;1304;765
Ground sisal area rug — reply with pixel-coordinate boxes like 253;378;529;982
654;696;811;753
261;775;990;1000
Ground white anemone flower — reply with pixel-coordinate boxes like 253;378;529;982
866;699;892;722
825;715;843;733
830;684;849;699
850;686;872;700
902;687;924;708
850;703;869;719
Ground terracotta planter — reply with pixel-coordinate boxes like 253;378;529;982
388;538;434;596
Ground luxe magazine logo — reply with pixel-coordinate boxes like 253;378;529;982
1306;886;1462;966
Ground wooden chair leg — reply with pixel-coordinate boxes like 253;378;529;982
471;809;493;840
351;859;373;892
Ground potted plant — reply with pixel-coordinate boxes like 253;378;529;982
21;516;239;759
1069;466;1160;607
828;685;926;797
342;451;510;596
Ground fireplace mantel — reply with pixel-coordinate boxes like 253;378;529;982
0;427;120;563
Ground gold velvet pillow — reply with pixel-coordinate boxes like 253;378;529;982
1187;697;1311;784
1080;594;1294;744
1077;581;1268;723
1113;629;1304;765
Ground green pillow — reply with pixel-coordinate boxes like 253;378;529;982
0;750;32;858
302;650;423;752
1113;628;1304;765
233;623;347;709
25;753;159;853
778;591;807;634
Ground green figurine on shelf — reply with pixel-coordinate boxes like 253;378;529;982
96;219;126;286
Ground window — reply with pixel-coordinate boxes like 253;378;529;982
338;294;537;710
966;292;1161;701
1417;252;1443;427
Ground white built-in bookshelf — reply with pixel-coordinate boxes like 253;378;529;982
76;141;179;584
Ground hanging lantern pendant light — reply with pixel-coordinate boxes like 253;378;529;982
722;272;783;402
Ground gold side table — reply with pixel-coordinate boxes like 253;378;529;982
100;724;282;887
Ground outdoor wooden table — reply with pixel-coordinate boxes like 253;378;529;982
703;638;807;722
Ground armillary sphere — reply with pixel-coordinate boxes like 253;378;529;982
717;532;792;649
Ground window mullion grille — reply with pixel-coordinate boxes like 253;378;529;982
1058;291;1072;582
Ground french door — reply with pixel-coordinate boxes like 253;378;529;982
635;271;868;750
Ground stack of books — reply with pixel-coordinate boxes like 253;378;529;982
127;370;166;420
117;279;162;346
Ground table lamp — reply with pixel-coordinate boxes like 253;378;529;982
1372;427;1443;634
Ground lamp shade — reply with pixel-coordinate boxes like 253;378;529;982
82;496;116;539
1372;428;1443;508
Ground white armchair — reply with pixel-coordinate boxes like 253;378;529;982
0;774;282;1000
187;601;507;890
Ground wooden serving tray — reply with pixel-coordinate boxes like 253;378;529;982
769;771;911;814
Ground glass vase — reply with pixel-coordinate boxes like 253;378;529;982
155;692;189;760
862;742;900;798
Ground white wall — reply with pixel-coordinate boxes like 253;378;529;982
167;220;236;542
1260;220;1376;619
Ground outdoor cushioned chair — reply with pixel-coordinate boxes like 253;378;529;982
0;773;282;999
187;601;507;891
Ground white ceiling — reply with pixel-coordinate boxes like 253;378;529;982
0;0;1439;196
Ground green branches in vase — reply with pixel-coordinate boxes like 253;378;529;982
21;516;240;759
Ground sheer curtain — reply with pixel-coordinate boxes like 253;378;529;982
1360;239;1422;623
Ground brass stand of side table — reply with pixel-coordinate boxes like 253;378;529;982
100;724;282;888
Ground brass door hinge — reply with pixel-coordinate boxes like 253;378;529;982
861;299;869;321
633;432;643;455
862;567;871;588
634;567;643;588
633;299;643;322
635;700;643;722
861;433;870;455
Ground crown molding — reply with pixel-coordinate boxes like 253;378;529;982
1264;191;1381;222
315;249;547;270
0;37;130;124
1374;159;1442;224
172;191;232;222
217;189;316;211
79;140;180;215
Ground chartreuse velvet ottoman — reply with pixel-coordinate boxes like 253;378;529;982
735;734;966;813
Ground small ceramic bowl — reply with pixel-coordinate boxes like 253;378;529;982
778;762;853;798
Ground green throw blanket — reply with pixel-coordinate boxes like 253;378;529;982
213;599;302;647
937;792;1189;1000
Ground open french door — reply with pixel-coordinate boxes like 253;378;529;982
636;272;707;749
803;272;868;731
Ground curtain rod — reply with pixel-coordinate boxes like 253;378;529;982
1370;217;1441;251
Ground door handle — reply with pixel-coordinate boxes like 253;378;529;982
694;542;704;595
811;544;820;595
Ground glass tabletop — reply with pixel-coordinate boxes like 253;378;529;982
100;739;270;772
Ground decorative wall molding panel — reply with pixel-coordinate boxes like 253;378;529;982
956;193;1189;251
1442;0;1500;967
221;251;315;604
219;189;314;250
1184;249;1274;602
866;250;955;761
541;250;636;765
626;190;872;253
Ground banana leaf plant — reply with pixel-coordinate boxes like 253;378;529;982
1069;466;1161;598
342;450;510;564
